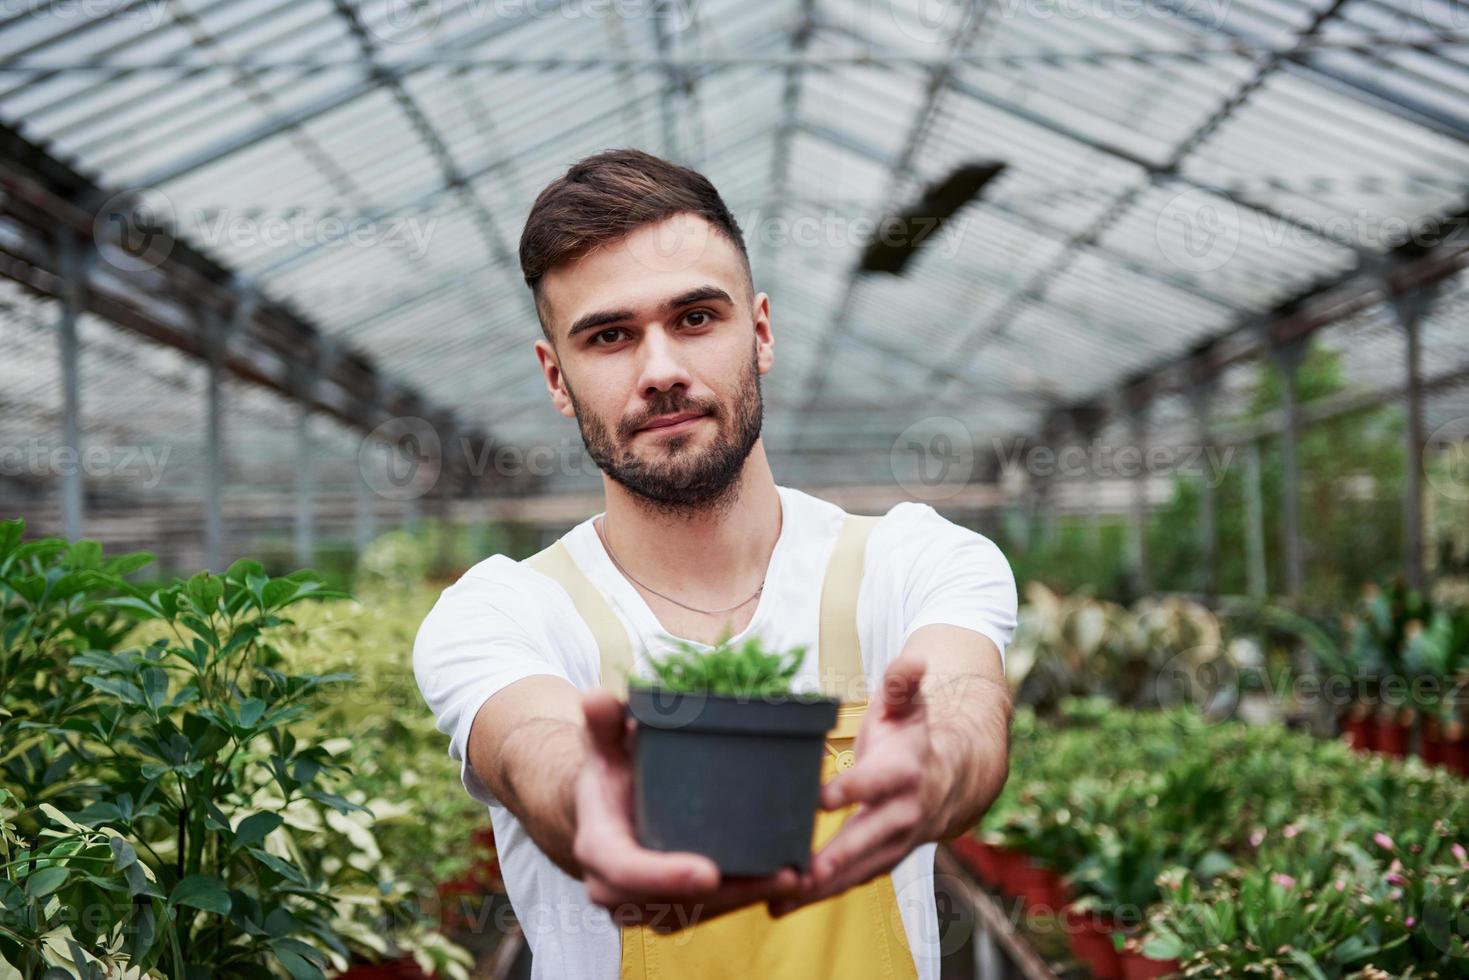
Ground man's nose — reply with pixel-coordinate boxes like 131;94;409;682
636;325;694;397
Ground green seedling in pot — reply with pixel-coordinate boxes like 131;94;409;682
628;628;813;699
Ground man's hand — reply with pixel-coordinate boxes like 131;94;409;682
575;689;801;932
768;625;1011;918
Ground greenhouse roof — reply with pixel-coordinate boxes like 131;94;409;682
2;0;1468;505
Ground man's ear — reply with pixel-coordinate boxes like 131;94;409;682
752;291;774;374
534;338;576;420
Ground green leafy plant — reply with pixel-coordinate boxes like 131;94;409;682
0;519;473;978
628;630;813;698
1404;606;1469;722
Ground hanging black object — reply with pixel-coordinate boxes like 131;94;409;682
858;161;1007;275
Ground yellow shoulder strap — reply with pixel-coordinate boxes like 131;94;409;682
524;510;882;706
817;513;883;704
524;539;633;699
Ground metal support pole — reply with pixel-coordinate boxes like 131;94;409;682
1039;484;1057;546
56;234;86;541
294;402;314;569
354;472;376;558
1244;439;1267;599
1128;404;1151;595
1272;343;1306;598
204;320;224;572
204;290;253;571
1069;408;1105;554
1189;382;1218;597
1390;284;1440;593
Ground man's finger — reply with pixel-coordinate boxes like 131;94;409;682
591;866;800;927
582;689;629;756
645;868;801;933
808;796;920;881
879;654;927;719
768;838;911;917
821;754;920;810
584;841;723;898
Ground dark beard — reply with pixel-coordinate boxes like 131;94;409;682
568;346;763;518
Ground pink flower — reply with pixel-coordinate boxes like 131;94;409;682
1284;824;1300;839
1452;843;1467;865
1250;829;1267;848
1333;879;1346;892
1272;873;1296;890
1374;832;1395;852
1385;872;1404;886
1389;887;1403;901
1406;917;1416;928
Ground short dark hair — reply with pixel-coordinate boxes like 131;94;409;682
518;148;753;342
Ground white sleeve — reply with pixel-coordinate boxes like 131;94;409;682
879;502;1018;665
412;558;574;808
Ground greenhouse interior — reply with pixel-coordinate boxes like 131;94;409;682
2;0;1469;977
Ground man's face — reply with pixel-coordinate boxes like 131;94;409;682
533;212;775;512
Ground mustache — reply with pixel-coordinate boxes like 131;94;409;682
627;402;717;434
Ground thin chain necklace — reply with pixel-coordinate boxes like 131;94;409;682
597;513;765;616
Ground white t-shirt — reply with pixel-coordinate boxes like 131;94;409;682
412;485;1018;980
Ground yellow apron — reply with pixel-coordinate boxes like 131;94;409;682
525;512;920;980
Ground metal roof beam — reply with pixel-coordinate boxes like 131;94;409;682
128;10;544;189
797;0;997;428
1149;0;1469;147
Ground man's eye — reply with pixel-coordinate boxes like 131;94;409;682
685;310;712;327
593;328;625;345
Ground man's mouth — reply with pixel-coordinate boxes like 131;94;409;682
638;412;707;433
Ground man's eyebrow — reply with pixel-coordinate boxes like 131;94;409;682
565;285;734;341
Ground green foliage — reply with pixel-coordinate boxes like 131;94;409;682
1003;522;1132;602
270;588;491;888
984;701;1469;977
1012;342;1412;605
1406;606;1469;721
628;630;812;698
0;519;473;979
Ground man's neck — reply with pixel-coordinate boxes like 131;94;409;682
596;453;782;608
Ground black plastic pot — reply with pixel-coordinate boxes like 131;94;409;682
626;687;839;876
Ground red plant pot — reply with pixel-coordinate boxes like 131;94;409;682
1064;908;1122;980
1119;949;1182;979
1013;861;1065;915
991;846;1029;896
1421;718;1448;767
950;836;987;879
1341;710;1373;753
1443;721;1469;777
337;958;431;980
1373;713;1410;758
